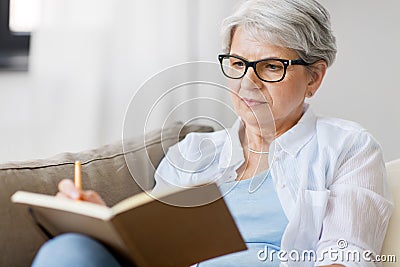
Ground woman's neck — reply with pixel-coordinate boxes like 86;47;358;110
241;124;274;153
240;107;305;152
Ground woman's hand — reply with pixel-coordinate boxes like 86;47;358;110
56;179;106;206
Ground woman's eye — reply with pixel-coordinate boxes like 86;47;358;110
264;63;282;71
231;60;245;68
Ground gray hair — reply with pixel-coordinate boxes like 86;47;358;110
221;0;337;67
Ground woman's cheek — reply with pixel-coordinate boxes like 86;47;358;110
228;79;241;93
230;93;241;111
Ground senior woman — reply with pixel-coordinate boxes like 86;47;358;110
32;0;393;266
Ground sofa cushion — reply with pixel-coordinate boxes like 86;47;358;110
0;122;213;267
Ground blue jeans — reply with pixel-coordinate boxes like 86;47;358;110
32;233;122;267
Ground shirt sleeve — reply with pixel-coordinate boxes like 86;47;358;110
315;130;394;267
151;132;220;195
151;152;182;195
151;132;197;195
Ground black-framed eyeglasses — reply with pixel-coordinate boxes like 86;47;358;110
218;54;310;83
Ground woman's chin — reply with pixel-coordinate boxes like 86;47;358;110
239;111;275;129
239;104;273;116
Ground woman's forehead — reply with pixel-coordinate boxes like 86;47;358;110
230;26;298;59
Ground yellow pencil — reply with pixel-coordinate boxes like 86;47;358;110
74;161;82;191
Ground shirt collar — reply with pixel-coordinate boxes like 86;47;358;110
218;104;317;169
274;103;317;157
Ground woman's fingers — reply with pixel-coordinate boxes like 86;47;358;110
81;190;106;206
58;179;81;200
57;179;106;206
55;191;69;199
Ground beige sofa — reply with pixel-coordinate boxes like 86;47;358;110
0;123;213;267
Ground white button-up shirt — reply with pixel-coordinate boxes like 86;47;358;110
152;105;393;267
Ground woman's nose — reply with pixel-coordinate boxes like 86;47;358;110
241;67;263;90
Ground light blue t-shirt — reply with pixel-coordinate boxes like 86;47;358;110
198;169;288;266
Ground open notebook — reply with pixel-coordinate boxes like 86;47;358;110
12;183;246;267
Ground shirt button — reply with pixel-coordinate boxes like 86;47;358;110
278;183;286;189
272;153;281;161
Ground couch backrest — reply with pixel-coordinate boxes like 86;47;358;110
0;122;213;267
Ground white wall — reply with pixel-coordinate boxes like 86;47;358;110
311;0;400;161
0;0;399;163
0;72;35;161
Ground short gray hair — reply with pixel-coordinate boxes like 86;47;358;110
221;0;337;67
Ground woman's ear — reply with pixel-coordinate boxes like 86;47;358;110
305;60;328;98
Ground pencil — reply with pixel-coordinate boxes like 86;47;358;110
74;161;82;191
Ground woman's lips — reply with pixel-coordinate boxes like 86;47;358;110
242;97;268;107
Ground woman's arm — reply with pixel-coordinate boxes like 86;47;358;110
316;131;393;266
